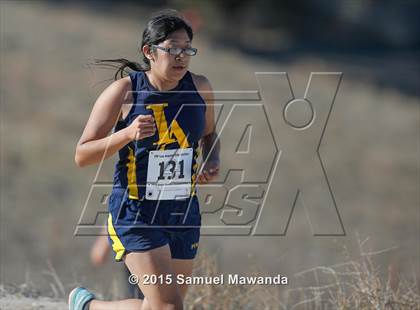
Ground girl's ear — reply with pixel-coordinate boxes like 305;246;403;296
142;45;154;62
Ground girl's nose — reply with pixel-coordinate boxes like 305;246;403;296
176;52;185;59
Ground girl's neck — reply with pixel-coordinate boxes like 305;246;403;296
145;70;179;91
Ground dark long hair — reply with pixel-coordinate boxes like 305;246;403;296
94;10;193;80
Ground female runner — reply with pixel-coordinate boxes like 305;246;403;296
69;10;220;310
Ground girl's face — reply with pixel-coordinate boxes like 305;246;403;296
147;29;193;82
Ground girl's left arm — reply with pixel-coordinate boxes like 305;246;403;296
193;74;220;183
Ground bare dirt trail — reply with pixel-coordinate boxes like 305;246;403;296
0;296;67;310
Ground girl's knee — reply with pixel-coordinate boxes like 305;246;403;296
152;297;183;310
159;303;182;310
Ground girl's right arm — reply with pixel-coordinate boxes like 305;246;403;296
74;76;155;167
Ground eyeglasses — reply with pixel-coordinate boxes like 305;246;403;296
152;45;198;56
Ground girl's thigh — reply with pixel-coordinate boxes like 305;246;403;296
123;245;182;309
171;258;195;299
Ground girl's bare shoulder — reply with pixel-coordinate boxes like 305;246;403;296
190;72;212;92
110;76;133;100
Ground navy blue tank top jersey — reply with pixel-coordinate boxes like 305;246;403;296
112;70;206;200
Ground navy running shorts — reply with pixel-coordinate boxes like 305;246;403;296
107;188;201;261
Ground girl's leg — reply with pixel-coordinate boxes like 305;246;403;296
90;225;111;266
171;259;194;300
88;298;143;310
89;244;182;310
122;264;144;299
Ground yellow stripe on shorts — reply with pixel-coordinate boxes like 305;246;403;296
107;213;126;261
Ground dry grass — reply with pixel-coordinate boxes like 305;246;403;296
0;236;418;309
185;237;419;309
185;251;283;309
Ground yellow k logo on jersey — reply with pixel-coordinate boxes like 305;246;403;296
147;103;190;150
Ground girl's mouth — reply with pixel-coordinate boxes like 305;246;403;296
173;65;186;71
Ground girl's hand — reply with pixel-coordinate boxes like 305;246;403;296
197;160;219;184
126;114;156;141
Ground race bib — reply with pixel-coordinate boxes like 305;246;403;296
146;148;193;200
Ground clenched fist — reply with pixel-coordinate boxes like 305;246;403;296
126;114;156;141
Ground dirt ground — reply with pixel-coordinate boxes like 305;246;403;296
0;296;67;310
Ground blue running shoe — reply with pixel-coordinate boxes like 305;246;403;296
68;287;95;310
